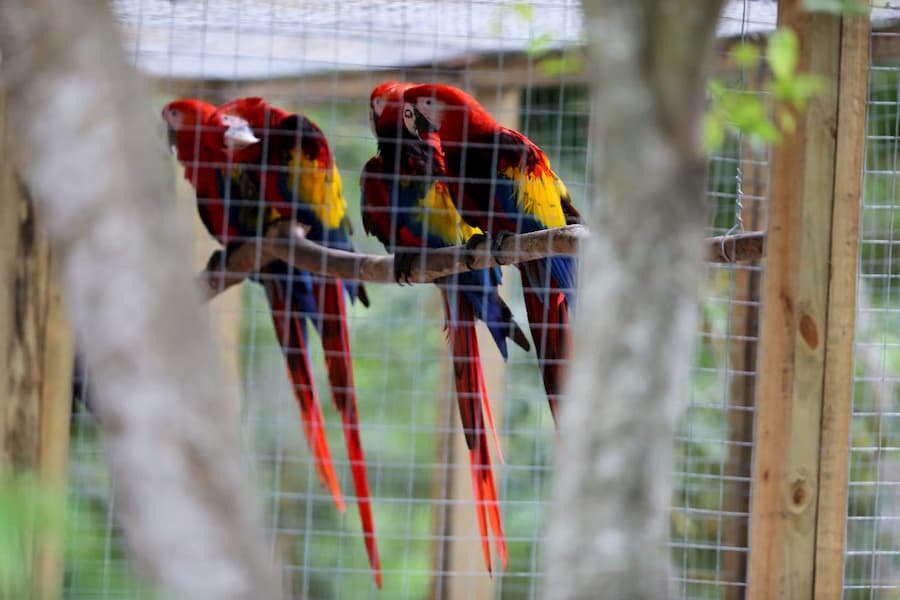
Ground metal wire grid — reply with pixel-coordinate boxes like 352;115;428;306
671;123;769;599
62;2;766;599
845;30;900;600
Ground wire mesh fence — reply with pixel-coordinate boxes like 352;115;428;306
845;24;900;600
54;1;897;599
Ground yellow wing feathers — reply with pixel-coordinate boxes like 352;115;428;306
501;165;569;229
286;148;347;230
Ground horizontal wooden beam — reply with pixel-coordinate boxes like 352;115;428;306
153;39;772;102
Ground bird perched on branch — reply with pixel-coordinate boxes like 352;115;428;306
361;81;530;574
163;98;382;588
402;84;581;424
210;96;381;587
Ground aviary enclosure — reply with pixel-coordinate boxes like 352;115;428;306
4;0;900;598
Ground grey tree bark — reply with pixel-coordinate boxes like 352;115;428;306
544;2;725;599
0;1;278;598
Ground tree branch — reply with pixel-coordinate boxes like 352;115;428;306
199;221;766;301
544;1;727;598
0;1;278;597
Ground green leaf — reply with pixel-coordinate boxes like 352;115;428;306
707;78;726;100
511;1;535;21
702;113;726;152
537;52;582;76
792;73;827;100
777;109;797;135
771;73;826;109
526;33;554;57
767;28;800;81
731;42;760;68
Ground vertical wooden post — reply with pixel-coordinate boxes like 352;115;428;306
430;85;520;600
747;5;867;599
0;88;74;598
813;14;868;599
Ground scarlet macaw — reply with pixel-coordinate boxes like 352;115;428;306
161;98;356;568
361;81;530;573
401;84;581;424
210;97;381;587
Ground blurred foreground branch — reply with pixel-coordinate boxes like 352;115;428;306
199;220;765;300
0;1;278;598
544;1;726;599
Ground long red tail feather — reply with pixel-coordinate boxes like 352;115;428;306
480;380;505;465
521;275;572;426
475;356;508;570
313;278;382;588
265;280;345;512
443;290;507;574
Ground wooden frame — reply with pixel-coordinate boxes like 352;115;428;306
747;4;868;598
0;88;73;599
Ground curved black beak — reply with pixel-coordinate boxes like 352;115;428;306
166;124;177;150
414;108;438;134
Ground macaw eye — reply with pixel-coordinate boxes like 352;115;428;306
423;98;434;107
169;109;178;117
403;106;414;120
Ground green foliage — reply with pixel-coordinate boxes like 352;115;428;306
704;29;826;151
802;0;871;15
0;475;63;596
0;471;148;597
488;1;583;76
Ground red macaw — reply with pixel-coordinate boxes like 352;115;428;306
401;84;581;424
361;81;530;574
162;99;347;533
211;97;381;587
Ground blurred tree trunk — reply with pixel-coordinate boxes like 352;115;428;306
0;1;278;598
544;2;724;599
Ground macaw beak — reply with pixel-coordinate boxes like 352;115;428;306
369;110;378;138
166;125;177;152
412;106;438;134
223;123;260;149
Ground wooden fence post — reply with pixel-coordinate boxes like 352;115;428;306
813;14;869;598
0;87;74;599
746;5;868;599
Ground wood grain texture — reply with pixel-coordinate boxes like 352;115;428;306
0;87;73;600
813;14;869;598
747;3;864;598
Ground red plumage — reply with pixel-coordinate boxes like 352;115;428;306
211;97;382;587
402;83;580;425
162;97;354;549
363;82;509;573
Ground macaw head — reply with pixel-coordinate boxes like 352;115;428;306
369;81;411;139
402;84;492;142
161;98;218;156
213;97;270;153
218;114;260;150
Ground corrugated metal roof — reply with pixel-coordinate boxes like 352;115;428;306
112;0;900;81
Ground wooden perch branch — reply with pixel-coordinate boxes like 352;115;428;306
199;220;766;301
